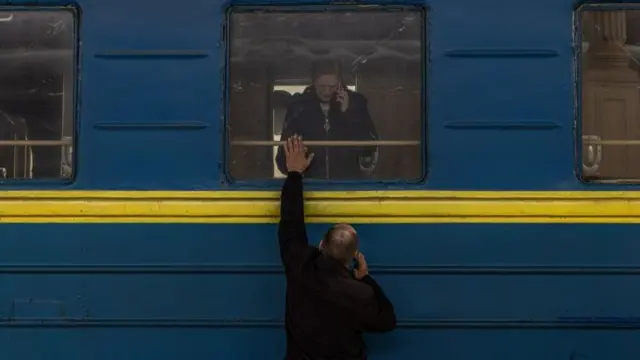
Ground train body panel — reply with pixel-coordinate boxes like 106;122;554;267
0;223;638;359
0;0;637;359
0;0;581;190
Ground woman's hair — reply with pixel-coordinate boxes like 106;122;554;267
311;60;343;81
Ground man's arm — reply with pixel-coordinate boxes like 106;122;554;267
326;275;397;333
277;135;319;277
278;171;309;271
356;275;397;332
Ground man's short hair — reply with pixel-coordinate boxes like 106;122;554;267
322;223;359;265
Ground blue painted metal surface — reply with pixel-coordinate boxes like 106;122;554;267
0;0;637;359
0;224;640;359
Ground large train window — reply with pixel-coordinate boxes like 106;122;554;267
226;6;424;182
0;9;75;182
578;8;640;183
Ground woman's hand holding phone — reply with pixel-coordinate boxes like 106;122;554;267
336;85;349;113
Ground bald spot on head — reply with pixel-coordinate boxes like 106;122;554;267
322;223;359;266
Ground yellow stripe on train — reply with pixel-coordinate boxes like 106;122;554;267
0;190;634;223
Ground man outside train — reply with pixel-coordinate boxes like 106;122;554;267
278;135;396;360
275;60;379;180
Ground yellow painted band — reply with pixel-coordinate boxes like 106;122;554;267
0;190;635;223
2;190;640;199
2;217;640;224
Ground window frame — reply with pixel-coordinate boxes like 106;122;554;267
222;4;428;188
575;3;640;185
0;6;79;186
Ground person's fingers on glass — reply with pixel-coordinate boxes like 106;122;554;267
285;135;314;174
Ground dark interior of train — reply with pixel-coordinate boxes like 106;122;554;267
0;10;73;180
227;8;424;181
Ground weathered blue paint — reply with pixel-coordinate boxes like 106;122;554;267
0;223;639;359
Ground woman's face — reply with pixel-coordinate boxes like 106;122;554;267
313;74;340;103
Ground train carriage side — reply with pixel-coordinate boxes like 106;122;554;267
0;0;638;359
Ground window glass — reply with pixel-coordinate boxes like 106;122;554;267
0;9;75;181
227;6;424;181
579;9;640;182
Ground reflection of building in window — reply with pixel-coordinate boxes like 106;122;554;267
272;84;355;178
0;10;75;181
227;6;424;181
580;10;640;182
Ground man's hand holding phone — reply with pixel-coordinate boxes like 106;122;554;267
353;251;369;280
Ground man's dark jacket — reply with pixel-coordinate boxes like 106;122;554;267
275;87;378;179
278;171;396;360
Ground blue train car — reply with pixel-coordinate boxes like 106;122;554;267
0;0;639;359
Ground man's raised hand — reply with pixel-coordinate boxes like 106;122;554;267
285;135;314;174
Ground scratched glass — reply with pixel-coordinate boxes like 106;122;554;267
0;10;75;182
227;7;425;181
579;9;640;183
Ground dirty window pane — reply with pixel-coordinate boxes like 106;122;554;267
579;9;640;183
0;9;75;181
227;6;424;181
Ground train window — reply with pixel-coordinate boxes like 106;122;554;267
0;9;75;182
227;6;424;181
579;9;640;183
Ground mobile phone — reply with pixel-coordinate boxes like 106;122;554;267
331;83;345;107
349;255;359;273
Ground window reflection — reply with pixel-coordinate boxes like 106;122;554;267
227;6;424;181
580;9;640;182
271;84;357;179
0;9;75;181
